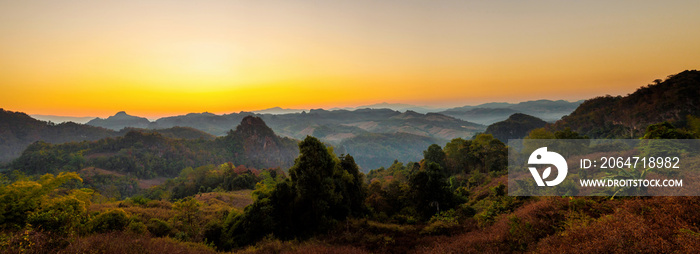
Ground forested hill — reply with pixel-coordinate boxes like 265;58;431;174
485;113;547;142
552;70;700;138
8;116;299;178
0;109;118;162
0;109;219;164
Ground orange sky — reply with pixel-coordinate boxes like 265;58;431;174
1;1;700;118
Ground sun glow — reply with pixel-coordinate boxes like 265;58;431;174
1;1;700;117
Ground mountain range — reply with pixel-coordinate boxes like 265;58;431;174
85;108;485;145
8;116;298;178
3;70;697;171
438;100;583;125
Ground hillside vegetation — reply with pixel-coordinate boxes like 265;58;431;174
485;113;547;142
552;70;700;138
8;116;298;179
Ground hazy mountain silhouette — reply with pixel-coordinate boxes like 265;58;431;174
439;100;582;124
252;107;305;114
485;113;547;142
30;115;95;124
87;111;151;130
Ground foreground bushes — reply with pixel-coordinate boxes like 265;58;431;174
417;196;700;253
88;209;130;233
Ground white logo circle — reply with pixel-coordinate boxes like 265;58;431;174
527;147;568;186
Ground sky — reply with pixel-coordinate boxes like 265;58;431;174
1;0;699;118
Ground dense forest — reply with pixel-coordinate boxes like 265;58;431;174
1;70;700;253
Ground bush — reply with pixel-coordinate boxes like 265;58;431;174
127;221;147;234
203;221;224;248
89;209;130;233
27;197;87;233
146;218;172;237
127;195;151;206
420;220;459;235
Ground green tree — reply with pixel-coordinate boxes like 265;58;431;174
642;122;695;139
0;172;83;230
444;138;471;174
173;197;202;239
224;136;366;249
410;162;456;220
89;209;129;233
423;144;447;170
469;134;508;173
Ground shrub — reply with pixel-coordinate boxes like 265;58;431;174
27;197;87;233
89;209;130;233
127;195;151;206
203;221;224;248
146;218;172;237
420;220;459;235
127;220;147;234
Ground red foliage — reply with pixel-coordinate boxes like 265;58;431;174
417;197;565;253
536;197;700;253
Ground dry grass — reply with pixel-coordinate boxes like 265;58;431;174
81;167;125;177
234;238;367;254
58;232;218;254
137;177;169;189
193;190;254;211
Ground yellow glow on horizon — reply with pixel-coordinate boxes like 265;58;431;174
1;1;700;118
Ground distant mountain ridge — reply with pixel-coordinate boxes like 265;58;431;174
87;111;151;130
252;107;305;114
86;108;484;143
30;115;95;124
439;99;583;125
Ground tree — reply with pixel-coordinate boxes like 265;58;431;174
469;134;508;173
410;162;456;220
0;172;83;230
287;136;340;237
333;154;366;218
554;127;589;139
423;144;447;170
444;138;471;174
224;136;366;249
173;197;202;239
642;122;695;139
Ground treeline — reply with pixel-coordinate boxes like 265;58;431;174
159;163;282;200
